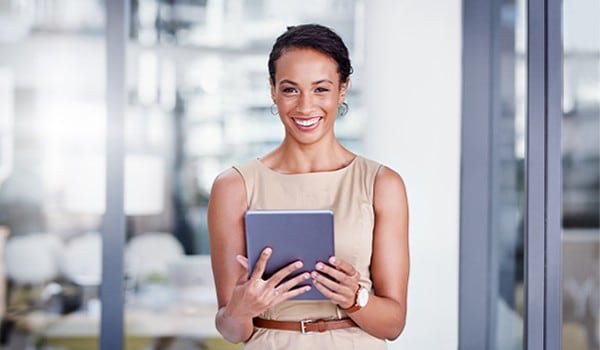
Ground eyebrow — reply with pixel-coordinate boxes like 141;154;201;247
279;79;334;86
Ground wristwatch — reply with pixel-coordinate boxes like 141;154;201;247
343;286;369;313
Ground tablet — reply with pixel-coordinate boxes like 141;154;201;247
244;209;334;300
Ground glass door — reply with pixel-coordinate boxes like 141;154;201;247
460;0;564;349
561;1;600;349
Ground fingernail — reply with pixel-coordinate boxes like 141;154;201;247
316;263;323;270
311;271;318;278
264;247;272;254
329;257;336;264
295;261;303;268
304;273;310;279
305;286;311;291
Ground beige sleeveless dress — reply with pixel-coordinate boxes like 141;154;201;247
233;155;387;350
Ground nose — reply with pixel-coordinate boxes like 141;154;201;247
295;93;314;115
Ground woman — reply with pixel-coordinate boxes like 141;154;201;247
208;24;409;349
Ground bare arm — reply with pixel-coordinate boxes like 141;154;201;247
312;166;409;340
208;168;253;342
208;168;311;343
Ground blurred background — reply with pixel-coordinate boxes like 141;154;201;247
0;0;596;349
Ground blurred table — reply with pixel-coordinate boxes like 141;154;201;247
17;303;240;350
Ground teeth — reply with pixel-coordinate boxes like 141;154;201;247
294;117;320;127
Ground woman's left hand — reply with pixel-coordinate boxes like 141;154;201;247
311;256;361;309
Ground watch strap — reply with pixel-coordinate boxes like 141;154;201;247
341;286;363;314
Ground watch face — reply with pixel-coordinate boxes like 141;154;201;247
357;287;369;307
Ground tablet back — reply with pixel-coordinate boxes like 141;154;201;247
244;209;334;300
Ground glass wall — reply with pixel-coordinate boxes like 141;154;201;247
0;1;366;348
0;0;105;348
561;0;600;349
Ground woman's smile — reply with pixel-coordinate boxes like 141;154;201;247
292;117;323;130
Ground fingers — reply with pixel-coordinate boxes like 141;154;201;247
236;255;249;270
275;271;311;293
311;256;361;309
249;247;272;280
246;247;311;295
279;284;312;300
271;272;312;302
265;261;312;302
311;269;351;294
328;256;358;277
235;255;249;283
237;250;365;311
315;259;359;285
312;277;345;305
267;260;304;287
248;272;311;308
311;271;357;308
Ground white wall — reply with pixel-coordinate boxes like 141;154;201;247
363;1;462;349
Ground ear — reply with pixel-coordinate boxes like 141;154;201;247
269;78;276;102
338;79;350;104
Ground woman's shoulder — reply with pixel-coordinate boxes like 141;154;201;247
355;155;399;179
371;163;407;206
210;158;262;203
213;157;261;188
356;156;406;190
208;167;248;226
211;167;245;195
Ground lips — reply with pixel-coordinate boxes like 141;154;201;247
292;117;322;130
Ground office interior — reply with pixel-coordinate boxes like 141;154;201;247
0;0;597;349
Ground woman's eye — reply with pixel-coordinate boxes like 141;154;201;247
282;87;297;93
315;87;329;93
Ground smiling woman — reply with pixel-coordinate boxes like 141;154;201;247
271;48;347;151
208;24;410;350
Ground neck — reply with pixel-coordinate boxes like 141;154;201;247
263;138;354;174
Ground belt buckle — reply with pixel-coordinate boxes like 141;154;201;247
300;319;314;334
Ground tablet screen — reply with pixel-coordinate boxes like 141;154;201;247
244;209;334;300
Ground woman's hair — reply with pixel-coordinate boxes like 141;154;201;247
268;24;353;85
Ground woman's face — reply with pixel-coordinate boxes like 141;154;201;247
270;48;348;146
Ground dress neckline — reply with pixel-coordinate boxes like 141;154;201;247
254;155;360;176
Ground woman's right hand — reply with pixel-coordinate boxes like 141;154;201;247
223;247;311;319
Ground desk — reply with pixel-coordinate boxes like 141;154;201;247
17;304;241;350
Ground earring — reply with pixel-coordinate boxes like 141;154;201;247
338;102;349;117
270;104;279;116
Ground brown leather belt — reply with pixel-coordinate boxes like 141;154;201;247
253;317;358;334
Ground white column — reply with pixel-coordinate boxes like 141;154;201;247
363;1;462;349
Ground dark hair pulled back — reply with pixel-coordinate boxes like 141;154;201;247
268;24;353;85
